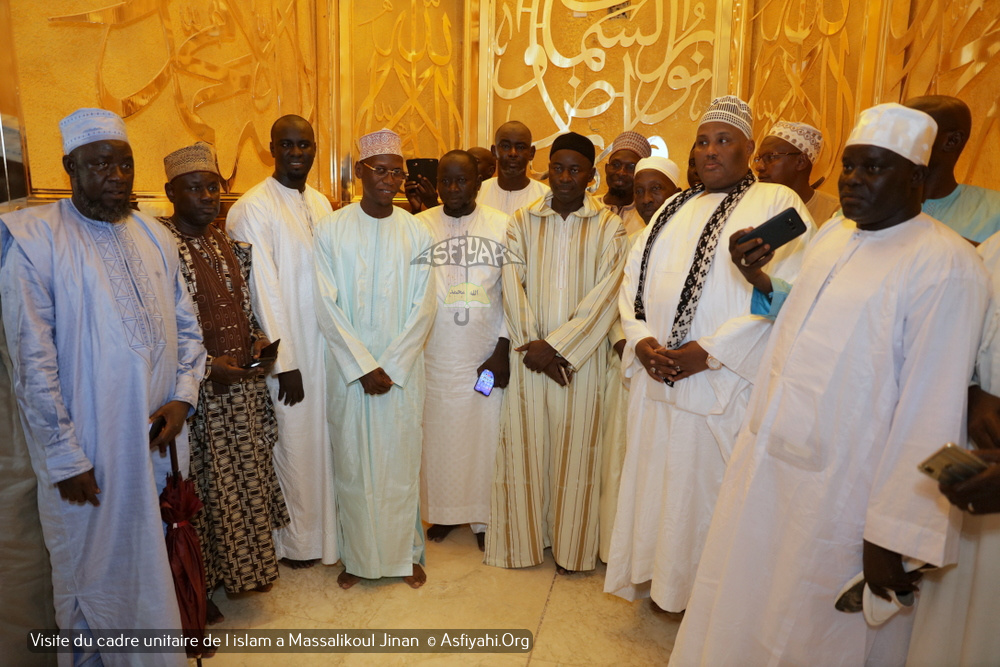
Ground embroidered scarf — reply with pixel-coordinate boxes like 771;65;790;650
633;170;756;385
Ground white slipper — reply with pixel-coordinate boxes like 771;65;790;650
835;570;866;613
836;558;927;623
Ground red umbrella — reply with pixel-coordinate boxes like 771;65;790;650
160;438;207;656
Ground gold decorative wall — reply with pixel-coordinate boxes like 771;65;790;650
2;0;998;206
337;0;480;199
484;0;735;177
4;0;326;199
736;0;1000;193
878;0;1000;189
739;0;866;189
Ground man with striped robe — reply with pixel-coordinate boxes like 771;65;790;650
485;131;627;573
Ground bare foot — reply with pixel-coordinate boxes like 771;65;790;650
338;569;362;590
254;583;273;593
649;598;685;620
206;598;225;625
555;565;577;575
476;532;485;552
404;564;426;589
427;524;459;542
280;558;319;570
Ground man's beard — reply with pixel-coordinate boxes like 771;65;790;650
71;177;132;223
607;185;630;200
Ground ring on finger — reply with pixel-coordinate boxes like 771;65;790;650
740;257;749;267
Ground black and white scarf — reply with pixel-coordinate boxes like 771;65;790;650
633;170;756;385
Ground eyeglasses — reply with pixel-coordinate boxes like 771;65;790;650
608;160;637;173
753;152;802;165
361;162;407;180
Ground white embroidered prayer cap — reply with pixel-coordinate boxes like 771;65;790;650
163;141;221;181
635;156;681;188
358;128;403;160
767;121;823;163
699;95;753;140
610;131;652;159
59;108;128;155
845;103;937;166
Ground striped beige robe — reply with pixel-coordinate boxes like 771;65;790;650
485;192;627;571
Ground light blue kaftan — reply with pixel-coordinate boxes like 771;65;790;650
314;203;436;579
0;199;204;667
923;183;1000;243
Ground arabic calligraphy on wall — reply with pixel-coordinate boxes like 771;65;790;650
487;0;721;164
16;0;320;193
348;0;465;161
879;0;1000;187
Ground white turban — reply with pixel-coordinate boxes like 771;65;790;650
635;156;681;189
845;103;937;166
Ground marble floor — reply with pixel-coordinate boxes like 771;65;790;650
204;526;678;666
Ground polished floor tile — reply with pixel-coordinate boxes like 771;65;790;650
201;525;672;665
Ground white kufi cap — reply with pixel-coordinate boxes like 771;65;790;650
767;121;823;163
59;108;128;155
358;128;403;160
845;103;937;166
635;156;681;189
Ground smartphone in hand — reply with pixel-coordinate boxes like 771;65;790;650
918;443;988;485
243;339;281;370
737;207;807;253
474;369;495;396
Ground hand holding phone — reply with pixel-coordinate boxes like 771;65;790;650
243;339;280;370
736;207;807;254
918;443;988;485
475;369;495;396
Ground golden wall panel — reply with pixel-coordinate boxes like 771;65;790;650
742;0;867;190
7;0;323;198
880;0;1000;189
742;0;1000;193
486;0;727;178
338;0;471;199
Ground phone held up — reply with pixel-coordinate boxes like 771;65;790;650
737;207;807;254
406;158;439;189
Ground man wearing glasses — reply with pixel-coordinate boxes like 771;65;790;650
754;121;840;226
227;115;340;571
314;128;437;589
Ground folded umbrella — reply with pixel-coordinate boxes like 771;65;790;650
160;437;207;656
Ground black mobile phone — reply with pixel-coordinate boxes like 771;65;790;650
737;207;807;253
406;158;438;189
243;339;281;369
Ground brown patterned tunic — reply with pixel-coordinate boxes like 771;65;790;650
160;218;289;594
